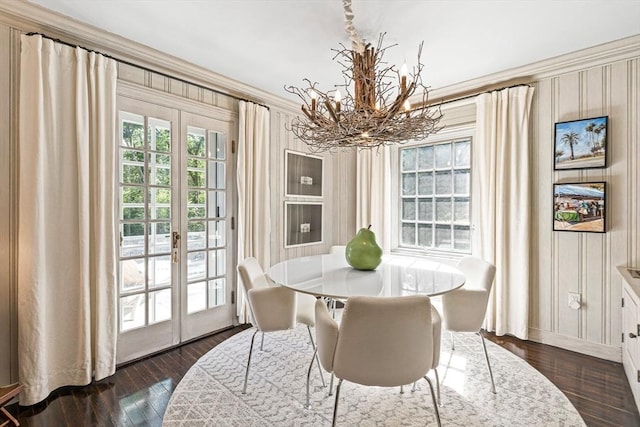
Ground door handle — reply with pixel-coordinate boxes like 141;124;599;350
172;231;181;249
630;332;637;339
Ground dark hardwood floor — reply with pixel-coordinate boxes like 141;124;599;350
5;326;639;426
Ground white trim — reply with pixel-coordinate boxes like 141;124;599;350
283;201;323;248
283;149;324;199
528;328;621;362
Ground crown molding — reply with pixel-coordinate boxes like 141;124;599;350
429;34;640;101
1;2;637;116
0;0;300;113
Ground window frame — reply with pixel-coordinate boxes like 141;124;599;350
390;124;475;260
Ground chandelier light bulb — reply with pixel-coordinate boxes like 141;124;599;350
400;63;408;92
403;100;411;111
334;89;342;112
309;89;317;111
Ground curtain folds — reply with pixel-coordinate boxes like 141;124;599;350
18;35;118;405
474;85;535;339
236;101;271;322
356;147;392;252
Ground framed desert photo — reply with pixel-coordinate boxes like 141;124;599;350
285;150;323;198
284;202;323;247
554;116;607;170
553;182;606;233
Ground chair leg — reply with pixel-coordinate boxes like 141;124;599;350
306;348;317;409
328;373;335;396
243;329;259;394
332;378;343;427
307;326;326;387
260;332;265;351
423;375;442;427
450;331;455;351
400;385;404;394
434;368;441;406
479;330;497;394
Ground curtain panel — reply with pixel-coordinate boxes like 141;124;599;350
18;35;118;405
356;147;392;253
474;85;535;339
236;101;271;321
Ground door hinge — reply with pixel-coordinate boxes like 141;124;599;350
622;297;625;307
231;216;235;230
232;140;236;154
637;324;640;337
119;232;123;247
637;370;640;383
231;290;235;305
622;332;625;343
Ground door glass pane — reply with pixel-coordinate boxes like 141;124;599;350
208;190;226;218
187;127;206;157
121;223;145;257
148;222;170;255
188;221;206;250
120;294;145;331
149;118;171;152
188;251;206;281
149;255;171;289
121;114;145;149
208;278;225;307
120;259;145;293
209;220;225;248
188;191;206;219
149;289;171;324
209;131;226;160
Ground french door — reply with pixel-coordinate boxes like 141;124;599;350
116;93;236;363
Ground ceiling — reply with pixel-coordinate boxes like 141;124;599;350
26;0;640;103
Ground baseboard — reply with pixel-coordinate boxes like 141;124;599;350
528;328;622;362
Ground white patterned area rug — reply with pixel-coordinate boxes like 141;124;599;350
163;325;585;426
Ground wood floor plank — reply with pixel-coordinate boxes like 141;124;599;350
5;325;638;426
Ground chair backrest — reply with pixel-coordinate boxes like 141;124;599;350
457;256;496;292
332;295;434;387
237;257;271;293
442;256;496;332
329;245;346;255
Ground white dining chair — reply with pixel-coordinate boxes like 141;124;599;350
310;295;441;426
237;257;325;394
441;256;497;393
329;245;346;255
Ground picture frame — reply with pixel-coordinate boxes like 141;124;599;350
553;182;606;233
285;150;323;198
284;201;323;247
554;116;607;170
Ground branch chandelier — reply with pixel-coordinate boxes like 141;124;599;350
284;0;442;151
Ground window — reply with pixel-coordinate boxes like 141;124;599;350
398;137;471;253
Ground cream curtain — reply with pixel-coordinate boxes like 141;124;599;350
237;101;271;321
356;147;392;252
474;86;535;339
18;35;118;405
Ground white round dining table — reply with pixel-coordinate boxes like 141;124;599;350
267;253;466;299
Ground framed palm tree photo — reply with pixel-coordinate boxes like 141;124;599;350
554;116;607;170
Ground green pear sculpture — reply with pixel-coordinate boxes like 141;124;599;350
345;224;383;270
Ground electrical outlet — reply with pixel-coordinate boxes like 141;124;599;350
568;292;581;310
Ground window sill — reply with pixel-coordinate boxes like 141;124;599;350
390;247;466;266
